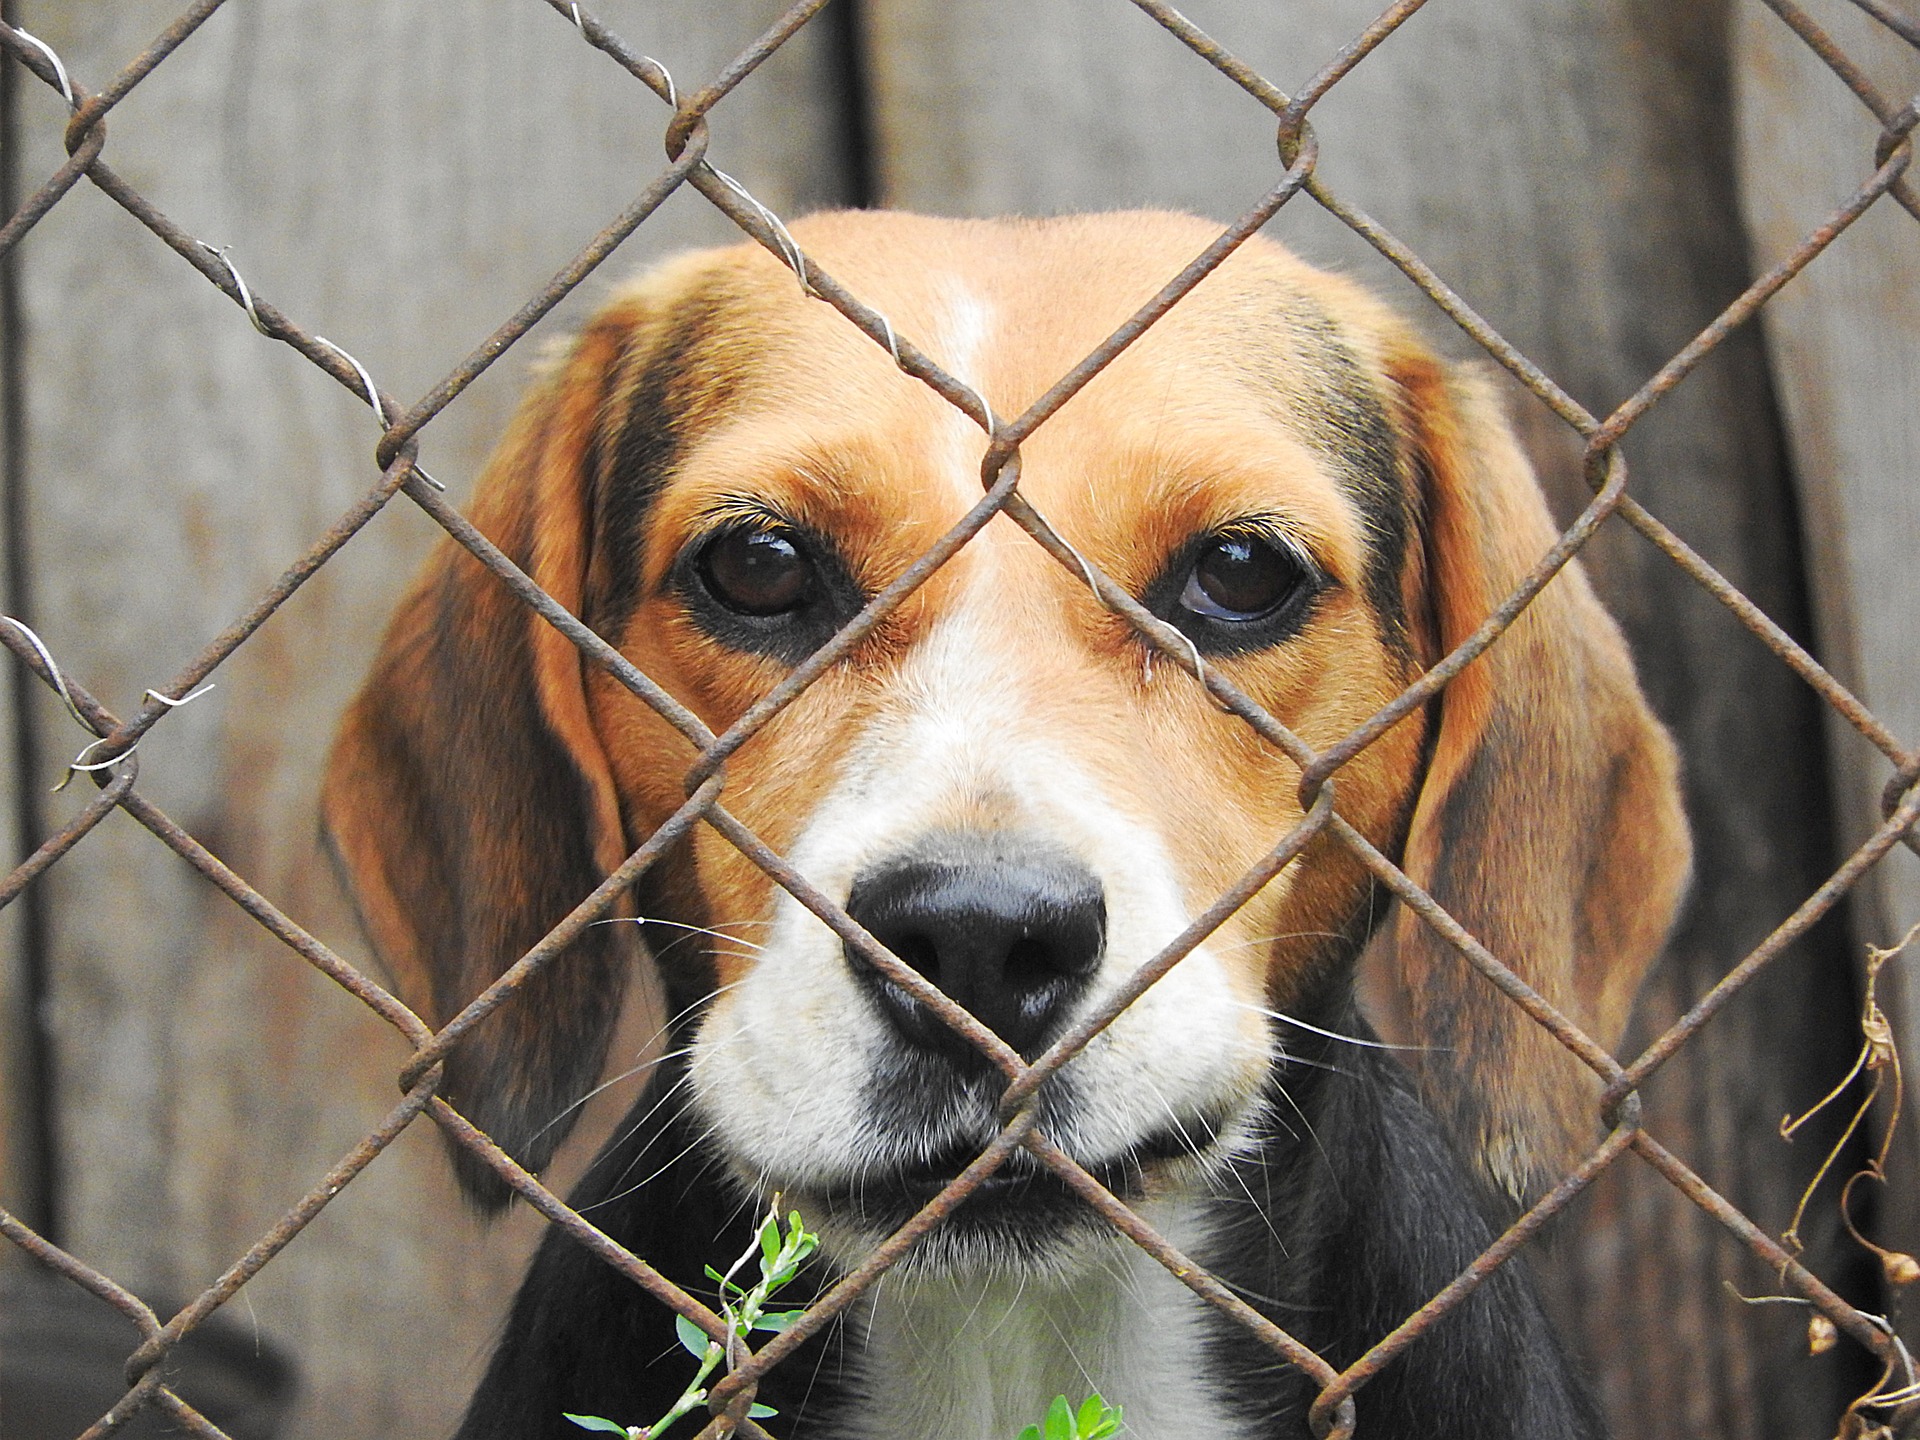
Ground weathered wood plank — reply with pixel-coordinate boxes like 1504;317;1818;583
6;2;851;1434
1735;0;1920;1363
864;2;1887;1435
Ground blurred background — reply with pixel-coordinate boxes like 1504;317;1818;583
0;2;1916;1437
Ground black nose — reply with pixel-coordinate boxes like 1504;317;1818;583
843;834;1107;1061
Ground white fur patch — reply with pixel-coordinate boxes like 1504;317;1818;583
935;281;995;390
683;516;1278;1439
932;278;997;506
687;600;1273;1224
838;1199;1238;1440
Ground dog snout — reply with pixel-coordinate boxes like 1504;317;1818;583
843;834;1106;1060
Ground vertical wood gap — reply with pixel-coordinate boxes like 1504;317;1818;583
823;0;878;208
0;0;61;1245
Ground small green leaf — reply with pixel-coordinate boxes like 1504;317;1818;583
674;1313;710;1358
703;1264;730;1286
1016;1428;1042;1440
1076;1394;1122;1437
753;1308;805;1333
787;1218;819;1262
563;1414;631;1435
1043;1394;1074;1440
747;1403;779;1419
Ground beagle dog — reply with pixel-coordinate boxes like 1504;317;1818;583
324;211;1689;1440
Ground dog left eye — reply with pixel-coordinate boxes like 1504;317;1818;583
1179;533;1309;622
697;526;815;615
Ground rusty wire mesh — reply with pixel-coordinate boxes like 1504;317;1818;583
1;0;1918;1437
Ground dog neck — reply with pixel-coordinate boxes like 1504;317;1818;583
839;1195;1239;1440
457;1020;1598;1440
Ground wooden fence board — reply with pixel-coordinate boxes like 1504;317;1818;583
1736;0;1920;1358
1736;0;1920;1016
5;2;852;1434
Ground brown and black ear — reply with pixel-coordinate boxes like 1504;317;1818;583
322;302;652;1210
1364;353;1692;1207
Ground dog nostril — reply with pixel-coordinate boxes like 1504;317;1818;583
844;835;1107;1060
883;932;941;981
1003;935;1054;989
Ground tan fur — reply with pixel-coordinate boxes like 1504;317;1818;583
324;211;1689;1207
1363;349;1689;1198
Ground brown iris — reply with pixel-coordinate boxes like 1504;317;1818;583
697;526;815;616
1179;533;1307;621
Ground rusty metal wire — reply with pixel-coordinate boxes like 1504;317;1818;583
1;1;1918;1438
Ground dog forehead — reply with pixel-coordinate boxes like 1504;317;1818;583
664;210;1401;399
611;212;1413;630
635;215;1405;479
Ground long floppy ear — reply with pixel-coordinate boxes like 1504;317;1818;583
1364;355;1691;1206
323;303;651;1210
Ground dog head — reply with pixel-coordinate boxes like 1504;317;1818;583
324;212;1688;1252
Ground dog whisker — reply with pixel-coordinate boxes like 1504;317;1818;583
591;1118;725;1209
592;914;772;953
1204;929;1351;954
550;987;718;1092
526;1042;697;1143
1241;1002;1439;1053
1209;1270;1319;1315
582;1069;705;1196
593;1079;701;1179
1266;1080;1331;1178
529;976;750;1143
1269;1051;1352;1077
1133;1069;1287;1256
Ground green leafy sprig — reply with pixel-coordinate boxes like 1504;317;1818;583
564;1206;819;1440
1017;1393;1125;1440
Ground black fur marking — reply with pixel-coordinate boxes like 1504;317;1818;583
454;1019;1599;1439
590;289;744;631
449;1049;858;1439
1286;319;1414;660
1204;1003;1601;1437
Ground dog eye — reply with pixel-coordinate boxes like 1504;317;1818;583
1179;533;1308;622
697;526;815;616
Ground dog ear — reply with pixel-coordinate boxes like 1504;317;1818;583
1363;354;1691;1206
323;303;652;1210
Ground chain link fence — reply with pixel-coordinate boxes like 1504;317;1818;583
0;0;1917;1436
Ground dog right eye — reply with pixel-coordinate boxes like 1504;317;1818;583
696;526;816;615
677;519;868;665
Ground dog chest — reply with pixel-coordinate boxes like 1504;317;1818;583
833;1205;1241;1440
